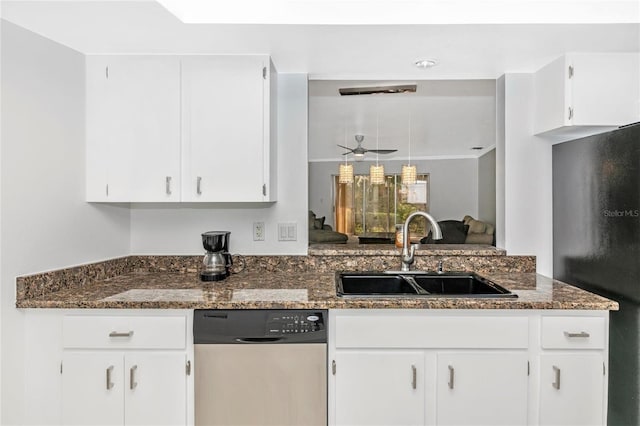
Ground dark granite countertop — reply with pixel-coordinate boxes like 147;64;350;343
16;268;619;310
308;243;506;256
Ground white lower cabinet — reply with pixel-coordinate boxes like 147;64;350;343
61;314;190;426
62;352;186;426
335;351;425;426
538;353;605;426
329;310;610;426
436;352;528;426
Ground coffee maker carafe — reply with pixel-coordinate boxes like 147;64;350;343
200;231;232;281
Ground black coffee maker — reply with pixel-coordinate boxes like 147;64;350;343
200;231;232;281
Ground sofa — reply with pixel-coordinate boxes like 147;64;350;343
308;211;348;244
420;215;495;245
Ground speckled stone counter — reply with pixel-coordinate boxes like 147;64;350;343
15;252;618;310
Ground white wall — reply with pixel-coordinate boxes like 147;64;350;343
308;158;479;227
1;22;131;424
129;74;309;255
477;148;496;226
497;74;553;275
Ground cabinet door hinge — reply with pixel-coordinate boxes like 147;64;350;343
568;65;574;79
568;107;574;120
262;66;267;79
527;361;530;376
332;360;336;375
106;66;109;79
262;184;267;196
186;360;191;376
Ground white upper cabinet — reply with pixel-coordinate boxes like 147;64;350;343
86;55;277;202
86;56;181;202
534;53;640;143
181;55;276;202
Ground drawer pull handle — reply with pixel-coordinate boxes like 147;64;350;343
106;365;114;390
564;331;590;338
552;365;561;390
411;365;417;390
109;331;134;338
448;365;455;389
130;365;138;390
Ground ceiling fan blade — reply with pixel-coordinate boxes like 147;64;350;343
337;144;354;151
367;149;398;154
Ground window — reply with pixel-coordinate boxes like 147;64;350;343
334;174;430;237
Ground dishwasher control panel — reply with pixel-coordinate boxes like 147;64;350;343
266;312;325;336
194;309;327;344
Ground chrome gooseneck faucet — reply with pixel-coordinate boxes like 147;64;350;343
401;211;443;272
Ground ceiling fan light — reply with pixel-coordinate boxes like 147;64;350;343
339;164;354;184
401;165;417;185
370;165;385;185
354;152;365;161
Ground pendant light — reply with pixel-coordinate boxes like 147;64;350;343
370;112;385;185
338;125;354;184
402;109;417;185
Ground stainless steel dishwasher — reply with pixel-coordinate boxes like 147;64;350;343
194;309;327;426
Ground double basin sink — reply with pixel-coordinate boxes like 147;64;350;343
336;271;517;298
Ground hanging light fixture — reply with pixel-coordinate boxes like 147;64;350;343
402;108;417;185
339;163;354;184
338;125;354;184
370;112;385;185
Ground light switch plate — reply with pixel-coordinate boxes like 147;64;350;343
278;223;297;241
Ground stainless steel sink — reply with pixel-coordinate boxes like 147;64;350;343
336;271;517;298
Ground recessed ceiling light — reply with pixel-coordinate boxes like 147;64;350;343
414;59;438;69
471;146;484;150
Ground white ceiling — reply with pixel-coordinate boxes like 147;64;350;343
2;1;639;79
3;1;638;158
308;80;497;161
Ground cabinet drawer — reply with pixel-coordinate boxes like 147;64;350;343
63;316;186;349
335;316;529;349
541;317;605;349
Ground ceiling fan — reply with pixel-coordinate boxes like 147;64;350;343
338;134;397;160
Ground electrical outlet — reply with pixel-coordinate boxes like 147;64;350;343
253;222;265;241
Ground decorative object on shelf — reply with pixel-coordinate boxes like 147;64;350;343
338;126;354;183
370;113;385;184
402;109;417;185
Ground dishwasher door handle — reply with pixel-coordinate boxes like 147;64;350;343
235;337;282;343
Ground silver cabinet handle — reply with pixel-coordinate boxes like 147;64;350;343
109;331;133;338
411;365;417;389
552;365;561;390
165;176;172;195
197;176;202;195
448;365;455;389
564;331;590;338
130;365;138;390
106;365;114;390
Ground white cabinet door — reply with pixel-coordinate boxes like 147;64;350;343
436;351;528;426
124;353;187;426
539;353;605;426
62;352;125;426
86;56;181;202
334;350;425;426
533;53;640;142
181;56;270;202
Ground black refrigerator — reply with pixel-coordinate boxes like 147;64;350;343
553;122;640;426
